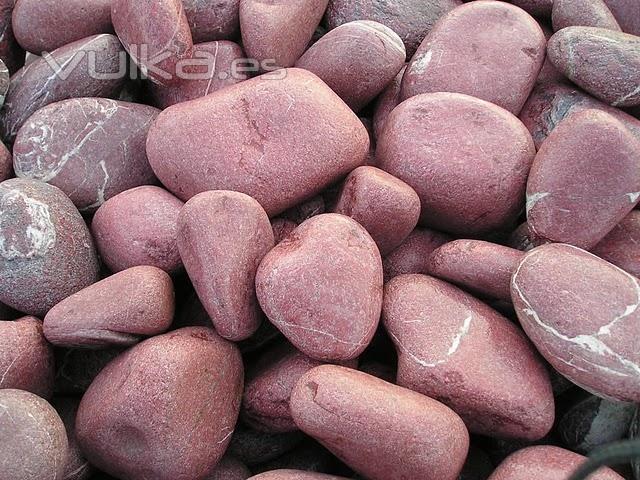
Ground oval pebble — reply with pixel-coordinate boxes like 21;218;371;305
552;0;621;31
43;266;175;348
183;0;240;43
547;27;640;107
383;274;554;440
0;178;99;316
511;243;640;402
256;214;382;362
296;20;405;112
76;327;244;480
377;92;535;235
592;210;640;277
13;98;159;213
383;228;451;281
290;365;469;480
401;1;545;115
249;472;348;480
146;68;369;216
12;0;113;53
526;109;640;250
52;396;93;480
0;316;54;397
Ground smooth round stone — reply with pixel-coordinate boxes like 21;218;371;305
603;0;640;35
505;0;552;16
511;244;640;402
150;41;248;108
526;109;640;250
0;316;54;397
332;166;420;255
324;0;462;57
296;20;405;111
183;0;240;42
146;68;370;216
0;0;24;74
552;0;621;31
0;179;99;316
249;472;348;480
592;210;640;277
290;365;469;480
0;140;12;182
428;240;524;301
383;274;554;440
76;327;244;480
0;34;124;141
383;228;450;281
228;425;305;466
52;397;93;480
12;0;113;53
54;347;125;395
43;266;175;348
487;445;624;480
548;27;640;107
111;0;193;85
256;214;383;362
91;186;184;274
205;455;251;480
240;0;328;70
13;98;159;213
558;395;636;453
376;92;536;235
519;82;640;149
178;191;274;341
372;65;405;140
401;1;545;115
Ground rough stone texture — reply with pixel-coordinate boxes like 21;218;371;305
377;92;535;235
547;27;640;107
0;389;68;480
0;0;24;74
43;266;175;348
91;186;184;274
487;445;625;480
54;347;125;395
511;244;640;402
552;0;621;32
332;166;420;255
526;109;640;250
178;191;274;341
0;179;99;317
0;139;11;182
401;1;545;115
111;0;193;85
372;65;405;140
52;397;93;480
228;425;305;466
384;274;554;440
383;228;450;281
592;210;640;277
184;0;240;42
205;455;251;480
428;240;524;301
76;327;244;480
147;68;369;216
13;98;159;213
290;365;469;480
150;41;248;108
602;0;640;35
0;34;125;141
240;0;329;70
0;316;54;397
256;214;383;362
12;0;113;53
249;472;348;480
296;20;405;111
324;0;461;57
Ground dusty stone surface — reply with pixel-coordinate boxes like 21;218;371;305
249;471;348;480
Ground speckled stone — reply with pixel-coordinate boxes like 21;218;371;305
0;34;125;141
592;210;640;277
511;244;640;402
552;0;621;31
205;455;251;480
383;228;450;281
290;365;469;480
0;389;68;480
372;65;405;140
428;240;524;301
547;27;640;107
256;214;383;362
183;0;240;43
249;472;348;480
178;191;274;341
146;68;369;216
12;0;113;53
603;0;640;35
526;109;640;250
296;20;405;111
0;179;99;316
43;266;175;348
0;139;12;182
384;274;554;440
52;397;93;480
0;316;54;397
0;0;24;74
76;327;244;480
377;92;535;235
402;1;545;115
13;98;159;213
91;186;184;274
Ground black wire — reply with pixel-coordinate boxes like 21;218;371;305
567;438;640;480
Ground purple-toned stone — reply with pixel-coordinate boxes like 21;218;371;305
183;0;240;43
592;210;640;277
383;228;451;281
603;0;640;35
552;0;621;31
249;472;348;480
372;65;405;140
0;0;24;74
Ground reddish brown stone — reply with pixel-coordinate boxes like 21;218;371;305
183;0;240;43
52;397;93;480
603;0;640;35
249;472;348;480
592;210;640;277
536;23;567;85
290;365;469;480
383;228;450;281
552;0;621;31
511;244;640;402
372;65;405;140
